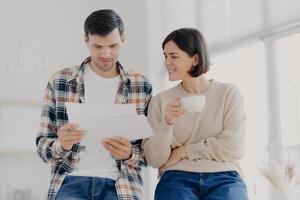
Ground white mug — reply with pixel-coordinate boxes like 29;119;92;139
181;95;206;113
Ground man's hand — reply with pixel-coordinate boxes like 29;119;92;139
102;136;132;160
57;123;85;151
159;146;188;175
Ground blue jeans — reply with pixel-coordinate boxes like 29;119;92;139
55;176;118;200
155;170;248;200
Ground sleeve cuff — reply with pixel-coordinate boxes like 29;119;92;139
185;144;204;160
122;144;144;168
52;140;71;159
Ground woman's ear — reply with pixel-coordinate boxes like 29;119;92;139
193;54;199;66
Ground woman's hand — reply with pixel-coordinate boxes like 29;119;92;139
164;97;185;125
159;146;188;175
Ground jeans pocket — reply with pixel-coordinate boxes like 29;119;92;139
224;171;247;188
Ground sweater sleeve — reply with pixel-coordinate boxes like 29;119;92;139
185;86;246;162
142;95;174;168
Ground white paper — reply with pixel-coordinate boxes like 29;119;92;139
66;103;153;150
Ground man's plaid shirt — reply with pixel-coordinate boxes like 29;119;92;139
36;57;152;200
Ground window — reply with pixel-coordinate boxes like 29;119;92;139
276;32;300;147
207;42;269;199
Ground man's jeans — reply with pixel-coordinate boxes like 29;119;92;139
56;176;118;200
155;170;248;200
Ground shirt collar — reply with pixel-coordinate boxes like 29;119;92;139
67;57;130;85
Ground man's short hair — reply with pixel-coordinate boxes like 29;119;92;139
84;9;124;37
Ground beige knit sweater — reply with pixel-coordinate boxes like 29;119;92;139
143;80;246;176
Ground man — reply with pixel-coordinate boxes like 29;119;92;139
36;9;152;200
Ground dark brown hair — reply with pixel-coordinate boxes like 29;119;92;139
84;9;124;37
162;28;210;77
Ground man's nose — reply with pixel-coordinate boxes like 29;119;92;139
101;49;111;58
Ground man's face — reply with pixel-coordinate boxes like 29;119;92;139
85;28;124;73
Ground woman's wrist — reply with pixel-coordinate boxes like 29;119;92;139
179;146;188;160
164;115;175;125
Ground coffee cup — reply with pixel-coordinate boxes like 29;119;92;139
181;95;206;113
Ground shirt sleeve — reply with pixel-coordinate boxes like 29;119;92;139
122;82;153;169
36;81;71;163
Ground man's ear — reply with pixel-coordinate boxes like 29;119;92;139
121;34;125;44
84;35;89;46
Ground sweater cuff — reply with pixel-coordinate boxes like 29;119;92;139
185;144;204;160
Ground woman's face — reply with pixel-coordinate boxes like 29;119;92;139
163;41;198;81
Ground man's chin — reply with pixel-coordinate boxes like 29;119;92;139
96;64;114;72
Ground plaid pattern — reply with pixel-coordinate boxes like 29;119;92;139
36;57;152;200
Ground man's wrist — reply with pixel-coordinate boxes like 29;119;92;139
123;152;133;161
52;140;71;159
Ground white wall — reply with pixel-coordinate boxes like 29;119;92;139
0;0;148;104
0;1;152;199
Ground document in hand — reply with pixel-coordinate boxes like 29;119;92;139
65;103;153;149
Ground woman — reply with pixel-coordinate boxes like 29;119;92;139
143;28;248;200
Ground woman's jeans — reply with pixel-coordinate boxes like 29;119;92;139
155;170;248;200
55;176;118;200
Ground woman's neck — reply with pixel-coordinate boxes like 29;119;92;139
181;75;211;94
